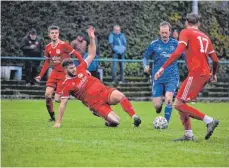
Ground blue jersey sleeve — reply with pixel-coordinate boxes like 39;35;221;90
143;43;154;68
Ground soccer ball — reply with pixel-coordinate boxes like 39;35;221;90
153;116;168;129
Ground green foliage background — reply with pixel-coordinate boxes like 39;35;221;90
1;1;229;76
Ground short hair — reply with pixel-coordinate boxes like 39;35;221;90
48;25;60;32
62;59;74;68
29;28;37;35
113;25;120;29
186;13;200;25
159;21;171;31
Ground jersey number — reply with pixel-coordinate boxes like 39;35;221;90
197;36;208;53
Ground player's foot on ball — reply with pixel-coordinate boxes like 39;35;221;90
173;135;194;142
156;104;163;114
133;116;141;127
205;119;219;140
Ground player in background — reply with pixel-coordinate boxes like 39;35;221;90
53;28;141;128
143;21;183;124
35;25;83;122
155;13;219;141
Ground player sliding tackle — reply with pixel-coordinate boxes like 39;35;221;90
53;28;141;128
155;13;219;141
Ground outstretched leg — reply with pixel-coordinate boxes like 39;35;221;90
109;90;141;127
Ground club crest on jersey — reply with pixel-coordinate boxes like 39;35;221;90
56;49;60;54
78;73;83;78
35;41;39;45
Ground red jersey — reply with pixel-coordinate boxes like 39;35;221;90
61;61;105;107
44;40;75;72
178;28;215;75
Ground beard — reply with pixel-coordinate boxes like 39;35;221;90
68;72;76;77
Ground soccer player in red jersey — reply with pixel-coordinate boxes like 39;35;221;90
155;13;219;141
53;28;141;128
35;25;83;122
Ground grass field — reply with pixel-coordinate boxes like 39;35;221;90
1;100;229;167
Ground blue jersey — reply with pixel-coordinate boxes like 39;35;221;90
143;38;180;83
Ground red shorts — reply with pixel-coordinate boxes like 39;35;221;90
46;70;65;94
87;86;116;119
177;74;210;102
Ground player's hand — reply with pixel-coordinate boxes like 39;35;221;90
53;122;61;128
154;67;164;80
210;74;217;83
144;65;150;73
87;27;95;39
34;76;41;83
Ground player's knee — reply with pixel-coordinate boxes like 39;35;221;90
118;92;125;100
54;98;61;103
165;99;173;106
154;103;162;110
45;92;52;98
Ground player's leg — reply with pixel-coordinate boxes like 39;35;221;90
45;86;55;121
164;80;178;123
174;75;219;140
164;92;174;123
95;105;120;127
112;53;118;83
152;83;164;114
119;53;125;82
108;89;141;127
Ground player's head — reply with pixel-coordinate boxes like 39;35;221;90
48;25;60;41
62;59;77;77
113;25;121;35
185;13;200;28
159;21;171;42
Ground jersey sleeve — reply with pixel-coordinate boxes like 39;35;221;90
64;42;74;55
77;60;88;71
61;83;70;99
207;40;215;55
178;29;189;46
44;47;50;59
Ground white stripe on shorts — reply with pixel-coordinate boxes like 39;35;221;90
181;76;193;100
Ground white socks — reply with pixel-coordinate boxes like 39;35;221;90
203;115;213;124
132;114;137;119
185;130;193;137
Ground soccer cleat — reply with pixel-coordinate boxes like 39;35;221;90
133;116;141;127
48;118;55;122
156;104;163;114
205;119;219;140
173;135;194;142
105;121;119;127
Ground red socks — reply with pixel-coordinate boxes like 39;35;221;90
46;98;54;113
120;97;136;117
175;104;205;120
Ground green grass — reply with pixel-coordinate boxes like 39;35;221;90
1;100;229;167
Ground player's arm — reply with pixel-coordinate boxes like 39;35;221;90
66;43;83;63
35;50;50;82
53;98;68;128
143;43;154;73
208;42;219;82
84;28;96;66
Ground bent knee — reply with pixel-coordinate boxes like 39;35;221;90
45;93;52;98
153;103;162;110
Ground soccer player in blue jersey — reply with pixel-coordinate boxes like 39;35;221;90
143;21;182;124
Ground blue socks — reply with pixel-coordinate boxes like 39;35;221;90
164;104;172;123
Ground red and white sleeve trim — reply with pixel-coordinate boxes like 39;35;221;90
179;41;188;46
68;49;74;55
209;50;215;54
84;60;89;68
